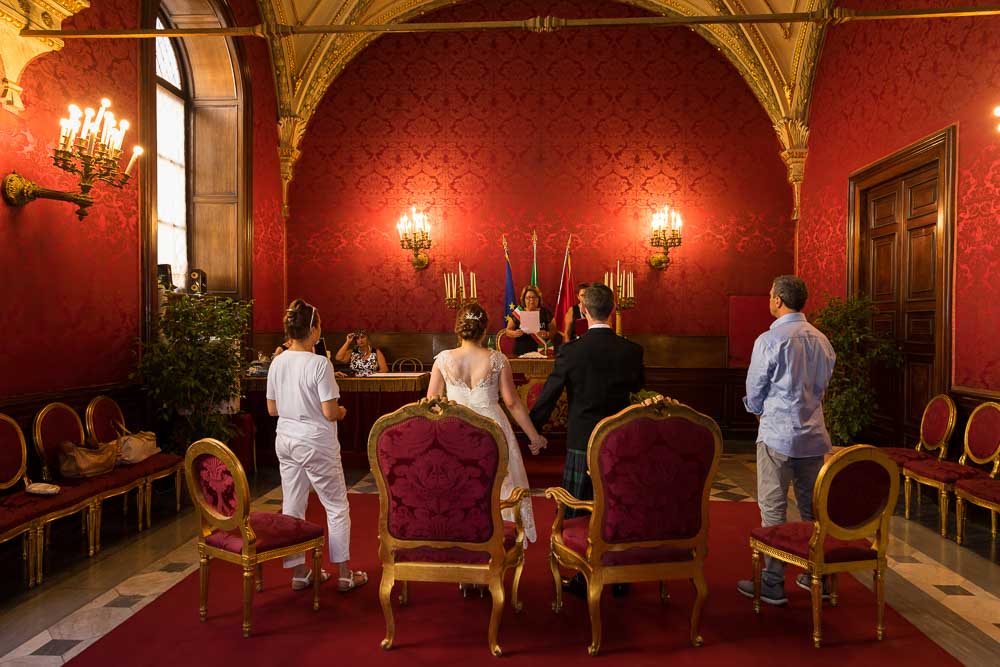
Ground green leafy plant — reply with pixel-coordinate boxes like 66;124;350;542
136;294;253;452
813;295;901;447
630;389;662;404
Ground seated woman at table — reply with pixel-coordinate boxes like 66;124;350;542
506;286;557;356
561;282;590;343
335;330;388;376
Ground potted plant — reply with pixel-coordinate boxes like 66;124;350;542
136;294;253;452
813;295;901;447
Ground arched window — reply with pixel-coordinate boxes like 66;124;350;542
155;16;189;290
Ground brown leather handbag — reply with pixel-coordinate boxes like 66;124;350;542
58;440;118;478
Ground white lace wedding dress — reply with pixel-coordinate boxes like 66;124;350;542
436;348;537;543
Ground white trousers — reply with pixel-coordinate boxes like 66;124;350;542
275;433;351;567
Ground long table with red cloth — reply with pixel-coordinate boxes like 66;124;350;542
242;373;430;468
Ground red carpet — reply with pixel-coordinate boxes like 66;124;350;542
68;495;958;665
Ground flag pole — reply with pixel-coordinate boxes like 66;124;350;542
555;234;572;308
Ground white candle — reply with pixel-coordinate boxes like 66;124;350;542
93;98;110;138
67;119;80;148
80;108;95;139
472;272;477;298
123;146;143;176
629;272;634;298
444;274;449;299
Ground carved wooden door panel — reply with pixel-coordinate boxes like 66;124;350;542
859;164;941;447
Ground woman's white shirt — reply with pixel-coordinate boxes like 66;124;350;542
266;351;340;446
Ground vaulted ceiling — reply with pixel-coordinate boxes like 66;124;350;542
258;0;831;217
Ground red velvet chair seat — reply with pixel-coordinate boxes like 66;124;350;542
903;459;988;484
394;522;517;564
880;447;929;466
750;522;876;563
0;485;95;532
955;477;1000;504
119;452;183;477
561;516;693;566
205;511;324;554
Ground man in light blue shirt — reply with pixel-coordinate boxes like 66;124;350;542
737;275;836;605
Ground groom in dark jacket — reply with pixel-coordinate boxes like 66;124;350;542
530;283;644;510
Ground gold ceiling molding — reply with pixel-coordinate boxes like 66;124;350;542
257;0;829;218
774;117;809;219
0;0;87;112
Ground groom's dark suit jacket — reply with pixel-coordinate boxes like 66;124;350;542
529;327;644;452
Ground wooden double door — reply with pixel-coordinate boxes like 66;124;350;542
849;129;954;447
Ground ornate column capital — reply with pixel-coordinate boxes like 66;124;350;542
277;114;306;218
774;118;810;220
0;0;86;113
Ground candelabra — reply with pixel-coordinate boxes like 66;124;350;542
649;205;683;270
604;262;635;336
444;264;478;309
397;207;432;270
2;99;143;221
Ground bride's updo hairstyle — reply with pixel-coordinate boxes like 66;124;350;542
456;302;489;341
284;298;318;341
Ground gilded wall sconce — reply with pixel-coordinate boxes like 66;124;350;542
397;207;432;270
2;99;143;220
649;205;683;270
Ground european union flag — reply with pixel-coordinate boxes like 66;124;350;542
504;250;517;325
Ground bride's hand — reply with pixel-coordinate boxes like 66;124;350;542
528;434;547;455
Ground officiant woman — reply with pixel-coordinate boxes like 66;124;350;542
507;285;557;355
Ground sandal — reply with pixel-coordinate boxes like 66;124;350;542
291;569;331;591
338;570;368;592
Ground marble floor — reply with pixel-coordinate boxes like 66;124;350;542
1;451;999;665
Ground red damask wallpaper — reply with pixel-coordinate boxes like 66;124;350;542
0;1;140;397
230;0;286;331
286;0;793;337
799;1;1000;390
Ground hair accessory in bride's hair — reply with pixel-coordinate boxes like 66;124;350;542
464;311;483;321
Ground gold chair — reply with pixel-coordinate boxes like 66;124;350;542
495;328;516;357
32;402;104;559
749;445;899;648
546;395;722;655
951;402;1000;544
880;394;956;468
368;397;526;656
0;413;36;586
184;438;325;637
86;395;184;529
902;400;993;538
391;357;424;372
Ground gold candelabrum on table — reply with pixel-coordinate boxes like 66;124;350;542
397;207;432;270
444;263;478;309
2;99;143;221
649;205;683;270
604;261;635;336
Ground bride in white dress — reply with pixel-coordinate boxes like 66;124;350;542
427;303;547;543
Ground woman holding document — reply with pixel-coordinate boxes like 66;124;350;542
506;286;557;356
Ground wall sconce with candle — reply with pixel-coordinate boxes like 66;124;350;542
397;207;432;270
2;99;143;221
649;205;683;270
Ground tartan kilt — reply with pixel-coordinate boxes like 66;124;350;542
562;448;593;519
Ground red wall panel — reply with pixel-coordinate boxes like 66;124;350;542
286;0;793;337
0;2;140;397
798;0;1000;390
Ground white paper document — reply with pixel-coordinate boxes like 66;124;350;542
519;310;541;334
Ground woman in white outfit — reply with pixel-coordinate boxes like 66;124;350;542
266;299;367;591
427;302;547;543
